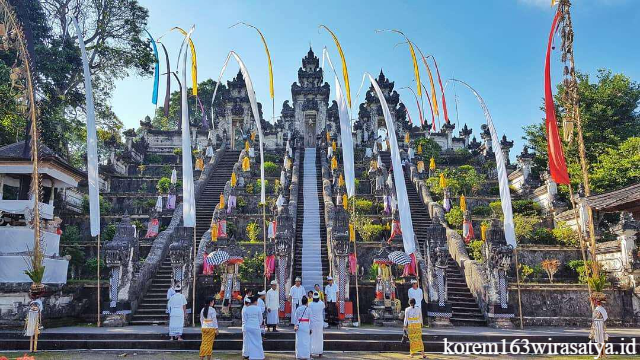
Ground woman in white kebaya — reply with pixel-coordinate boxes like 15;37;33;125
294;296;312;359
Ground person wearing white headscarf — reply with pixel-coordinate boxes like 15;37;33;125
242;295;265;360
266;281;280;332
294;296;312;359
309;292;325;357
167;285;187;341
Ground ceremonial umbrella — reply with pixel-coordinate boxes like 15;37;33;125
373;246;392;265
206;250;229;266
388;251;411;266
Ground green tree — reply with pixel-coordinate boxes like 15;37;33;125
523;70;640;193
2;0;153;159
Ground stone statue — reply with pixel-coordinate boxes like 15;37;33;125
482;220;515;328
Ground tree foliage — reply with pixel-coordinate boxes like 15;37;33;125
2;0;153;165
523;70;640;193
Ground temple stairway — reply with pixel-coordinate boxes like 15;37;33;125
380;151;486;326
130;150;240;325
293;148;327;291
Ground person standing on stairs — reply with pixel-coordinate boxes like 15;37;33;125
408;279;424;309
166;280;177;317
266;281;279;332
289;277;306;325
242;295;265;360
167;285;187;341
309;292;326;357
294;296;312;360
257;290;267;322
199;296;218;360
404;298;426;358
324;276;338;327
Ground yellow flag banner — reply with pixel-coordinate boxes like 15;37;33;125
211;223;218;241
171;27;198;96
349;223;355;242
231;172;237;187
439;173;447;189
413;44;439;118
219;194;225;209
332;140;337;153
242;157;250;172
326;131;331;143
481;223;487;242
342;194;348;210
430;157;436;171
460;194;467;212
251;132;256;141
320;25;351;108
417;161;424;173
417;144;422;154
339;174;344;187
245;141;250;151
231;23;274;99
331;157;338;170
404;132;410;144
408;41;421;97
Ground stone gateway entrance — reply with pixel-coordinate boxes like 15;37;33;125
304;114;316;147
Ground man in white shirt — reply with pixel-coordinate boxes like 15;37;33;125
408;279;424;310
309;292;326;357
324;276;338;327
257;290;266;315
265;281;279;332
288;277;306;325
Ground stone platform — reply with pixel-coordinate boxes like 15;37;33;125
1;325;640;353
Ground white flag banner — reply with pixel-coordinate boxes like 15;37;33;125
323;48;355;197
212;52;266;203
451;80;516;247
73;18;100;237
365;73;416;254
180;27;196;228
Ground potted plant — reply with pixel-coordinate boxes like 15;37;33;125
25;250;46;298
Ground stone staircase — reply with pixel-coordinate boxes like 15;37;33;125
293;148;328;290
129;150;240;325
130;257;173;325
446;256;487;326
380;151;486;326
195;150;240;240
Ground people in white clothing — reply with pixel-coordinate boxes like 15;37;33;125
289;277;306;325
166;281;177;315
309;292;326;357
408;279;424;309
258;290;266;314
324;276;338;326
242;295;265;360
294;296;312;359
266;281;279;332
167;285;187;341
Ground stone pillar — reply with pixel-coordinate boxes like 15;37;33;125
459;123;472;148
500;135;514;165
424;225;452;327
482;220;515;328
442;123;455;150
516;146;534;182
102;216;139;326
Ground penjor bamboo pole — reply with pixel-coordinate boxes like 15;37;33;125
567;183;593;305
97;233;101;327
263;202;267;290
192;227;197;326
561;0;598;274
514;247;524;329
352;194;362;326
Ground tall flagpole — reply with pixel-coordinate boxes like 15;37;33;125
97;233;101;327
514;248;523;329
192;227;197;326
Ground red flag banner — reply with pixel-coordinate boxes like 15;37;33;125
544;10;571;184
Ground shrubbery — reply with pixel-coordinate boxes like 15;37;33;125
445;206;464;229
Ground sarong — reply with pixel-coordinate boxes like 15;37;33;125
199;328;216;356
408;322;424;354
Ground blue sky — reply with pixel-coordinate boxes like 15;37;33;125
112;0;640;155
